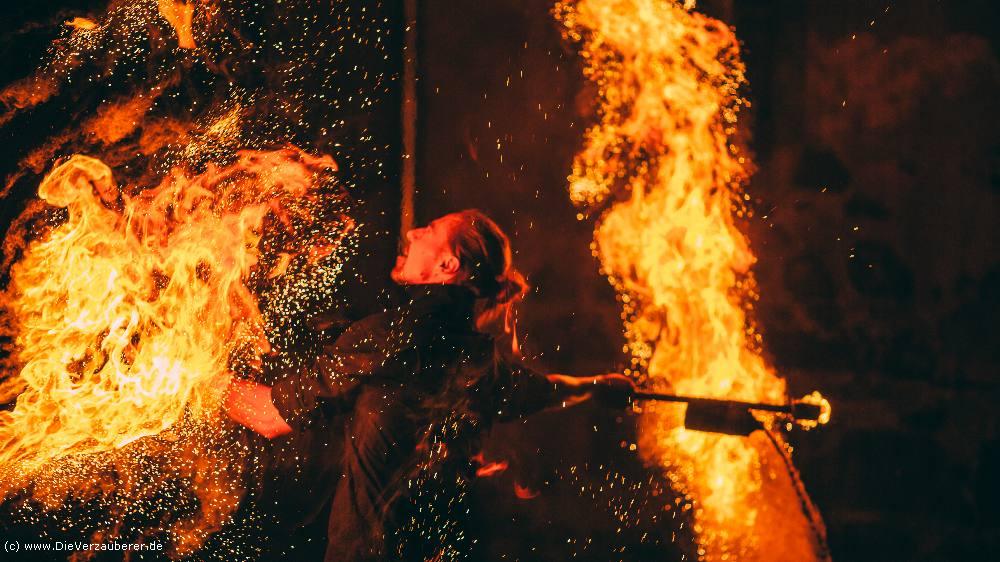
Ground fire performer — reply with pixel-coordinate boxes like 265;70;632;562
224;209;633;561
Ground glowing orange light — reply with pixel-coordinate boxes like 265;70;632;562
158;0;197;49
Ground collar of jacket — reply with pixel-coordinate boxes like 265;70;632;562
400;283;477;325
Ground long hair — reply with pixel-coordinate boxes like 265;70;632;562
447;209;528;354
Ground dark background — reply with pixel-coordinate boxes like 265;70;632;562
1;1;998;561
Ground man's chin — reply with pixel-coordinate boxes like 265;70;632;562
390;266;404;283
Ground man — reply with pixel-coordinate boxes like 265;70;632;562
226;209;633;560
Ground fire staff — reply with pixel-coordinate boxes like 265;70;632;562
225;209;633;561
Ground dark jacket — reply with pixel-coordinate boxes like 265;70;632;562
270;283;556;427
265;283;558;561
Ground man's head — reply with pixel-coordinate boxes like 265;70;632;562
393;209;530;343
390;214;463;285
392;209;527;303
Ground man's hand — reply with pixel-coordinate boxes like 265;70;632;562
224;379;293;439
592;373;636;409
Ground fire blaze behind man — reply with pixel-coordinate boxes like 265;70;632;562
225;209;633;561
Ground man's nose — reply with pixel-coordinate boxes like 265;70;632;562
405;229;416;241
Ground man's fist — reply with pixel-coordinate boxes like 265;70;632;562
593;373;636;409
224;379;293;439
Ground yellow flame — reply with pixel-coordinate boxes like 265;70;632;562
798;391;833;429
0;147;335;485
558;1;827;560
65;17;99;31
158;0;197;49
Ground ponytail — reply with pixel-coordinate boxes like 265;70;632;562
448;209;529;355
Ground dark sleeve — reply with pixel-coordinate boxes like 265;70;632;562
269;315;418;423
482;355;559;421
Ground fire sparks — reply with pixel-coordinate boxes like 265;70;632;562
1;0;395;555
0;146;337;478
0;144;350;556
558;1;829;560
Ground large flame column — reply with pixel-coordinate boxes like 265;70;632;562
557;1;829;560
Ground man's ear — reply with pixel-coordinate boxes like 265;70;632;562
440;255;461;276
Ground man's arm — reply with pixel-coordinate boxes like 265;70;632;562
225;314;416;438
545;373;636;409
486;355;635;420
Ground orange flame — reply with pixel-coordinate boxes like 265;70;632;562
158;0;197;50
0;147;337;487
65;17;99;31
558;1;829;560
0;0;366;554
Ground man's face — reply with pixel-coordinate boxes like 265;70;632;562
391;214;460;284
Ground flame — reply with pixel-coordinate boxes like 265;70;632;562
65;18;99;31
0;146;337;484
0;0;378;554
558;1;828;560
797;391;833;429
158;0;197;49
84;93;159;145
